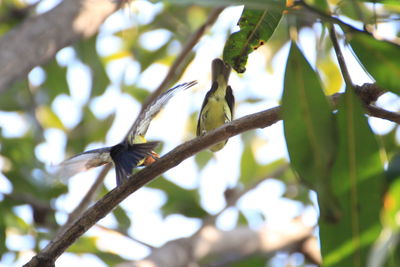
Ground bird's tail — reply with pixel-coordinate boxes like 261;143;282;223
110;141;159;186
211;58;231;84
55;147;112;180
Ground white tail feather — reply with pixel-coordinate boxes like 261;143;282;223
54;147;112;180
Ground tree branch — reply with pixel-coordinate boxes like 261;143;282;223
23;105;282;267
0;0;121;92
56;164;111;234
23;83;399;266
23;87;400;266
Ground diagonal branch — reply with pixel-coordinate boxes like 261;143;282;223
56;164;111;234
23;106;282;267
23;85;400;266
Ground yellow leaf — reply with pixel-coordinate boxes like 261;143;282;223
103;50;132;63
317;55;343;95
36;106;65;130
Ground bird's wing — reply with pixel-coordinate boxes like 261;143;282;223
197;81;218;136
129;80;197;143
225;85;235;118
110;141;159;186
55;81;196;179
54;147;112;180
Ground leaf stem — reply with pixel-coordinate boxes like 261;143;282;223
329;25;354;89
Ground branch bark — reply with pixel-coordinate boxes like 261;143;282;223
0;0;120;92
23;85;400;266
23;105;281;267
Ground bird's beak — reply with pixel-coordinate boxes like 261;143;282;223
142;151;160;166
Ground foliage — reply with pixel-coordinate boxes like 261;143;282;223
0;0;400;266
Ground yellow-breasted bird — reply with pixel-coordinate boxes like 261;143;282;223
57;80;197;186
197;58;234;152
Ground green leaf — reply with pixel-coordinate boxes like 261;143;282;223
68;236;98;253
123;86;150;103
166;0;283;9
223;1;284;73
35;106;65;130
305;0;329;11
337;1;379;24
0;203;6;257
282;42;340;221
386;153;400;184
241;97;264;104
237;210;249;226
382;153;400;232
67;108;115;154
67;236;124;265
239;143;289;186
317;52;343;95
0;81;29;111
132;39;172;72
349;33;400;95
94;252;125;266
320;89;384;267
194;150;213;170
4;209;30;234
382;179;400;231
147;178;207;218
239;145;258;185
75;37;110;97
380;127;400;158
42;59;69;101
0;134;49;196
231;255;266;267
113;206;131;233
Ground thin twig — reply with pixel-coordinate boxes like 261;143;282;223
95;224;155;249
366;105;400;124
290;1;363;34
293;0;400;46
201;164;289;228
56;164;111;235
329;25;354;89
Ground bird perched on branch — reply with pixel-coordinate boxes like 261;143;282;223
57;80;197;186
197;58;234;152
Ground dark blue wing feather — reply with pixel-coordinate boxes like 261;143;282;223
110;141;159;186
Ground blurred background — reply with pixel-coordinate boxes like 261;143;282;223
0;0;399;266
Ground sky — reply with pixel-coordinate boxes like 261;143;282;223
0;0;399;266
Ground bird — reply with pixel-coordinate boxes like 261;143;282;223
57;80;197;186
197;58;234;152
